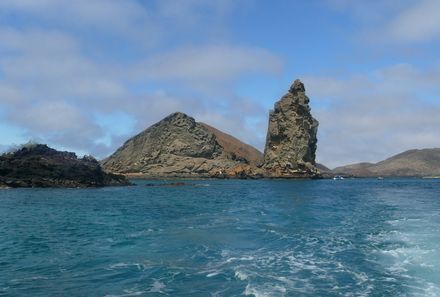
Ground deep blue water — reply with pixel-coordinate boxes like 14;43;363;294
1;179;439;297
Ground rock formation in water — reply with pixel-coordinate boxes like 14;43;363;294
263;79;319;177
0;144;130;188
101;112;264;178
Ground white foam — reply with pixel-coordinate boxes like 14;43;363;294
369;210;440;297
235;270;249;281
206;271;220;278
244;284;286;297
108;263;143;270
128;228;155;238
225;255;254;263
10;276;48;282
105;289;146;297
244;284;270;297
150;279;166;293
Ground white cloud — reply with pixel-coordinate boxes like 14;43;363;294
0;0;157;42
0;144;8;153
140;45;282;80
327;0;440;44
304;63;440;168
4;0;437;170
0;1;281;158
11;102;95;133
7;101;102;150
386;0;440;43
0;84;23;103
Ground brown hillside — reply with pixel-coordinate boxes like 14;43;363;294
200;123;263;166
333;149;440;177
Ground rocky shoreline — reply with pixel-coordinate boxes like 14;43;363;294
0;144;131;188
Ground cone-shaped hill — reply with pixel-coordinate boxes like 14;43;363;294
101;112;264;178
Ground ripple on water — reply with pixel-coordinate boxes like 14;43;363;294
1;179;440;296
366;211;440;296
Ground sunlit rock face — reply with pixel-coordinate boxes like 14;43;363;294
101;112;264;178
263;79;319;178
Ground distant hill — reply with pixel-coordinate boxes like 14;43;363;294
333;148;440;177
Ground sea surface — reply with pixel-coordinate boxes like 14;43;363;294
0;179;439;297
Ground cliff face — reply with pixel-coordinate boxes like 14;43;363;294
263;79;319;177
101;112;264;178
0;144;130;188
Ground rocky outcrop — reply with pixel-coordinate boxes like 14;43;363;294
103;80;322;179
101;112;264;178
0;144;130;188
263;79;319;177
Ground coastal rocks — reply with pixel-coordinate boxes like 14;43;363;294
101;112;263;178
262;79;319;178
0;144;130;188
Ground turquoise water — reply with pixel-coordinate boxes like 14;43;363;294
1;179;439;297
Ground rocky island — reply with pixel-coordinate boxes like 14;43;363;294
0;80;321;183
0;144;130;188
101;112;264;178
263;79;320;178
102;79;321;179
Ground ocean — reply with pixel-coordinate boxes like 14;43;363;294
0;179;439;297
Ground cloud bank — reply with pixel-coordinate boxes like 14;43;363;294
1;0;439;168
306;63;440;168
0;0;281;157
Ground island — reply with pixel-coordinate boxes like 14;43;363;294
0;143;130;188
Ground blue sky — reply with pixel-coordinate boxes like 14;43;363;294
0;0;439;167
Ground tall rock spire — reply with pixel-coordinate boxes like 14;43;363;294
263;79;319;177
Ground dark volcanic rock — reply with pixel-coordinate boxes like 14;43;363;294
0;144;130;188
263;79;319;178
101;112;264;178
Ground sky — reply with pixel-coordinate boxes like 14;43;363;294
0;0;439;168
